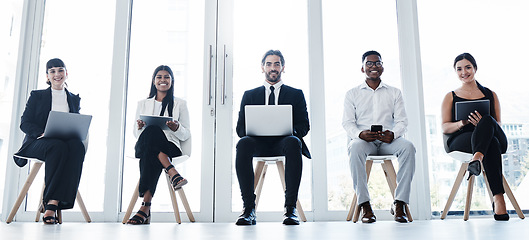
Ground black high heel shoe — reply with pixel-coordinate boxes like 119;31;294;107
467;160;481;180
43;204;58;224
127;202;151;225
492;202;509;221
165;165;188;191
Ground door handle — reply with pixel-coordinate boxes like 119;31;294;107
208;45;213;106
222;45;227;105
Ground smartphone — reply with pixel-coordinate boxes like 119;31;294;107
370;125;383;132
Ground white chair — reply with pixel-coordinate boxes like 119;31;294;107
7;138;91;224
346;155;413;222
441;135;525;220
122;138;195;224
253;156;307;222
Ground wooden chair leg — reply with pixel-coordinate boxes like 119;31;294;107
177;188;195;222
295;199;307;222
276;161;306;222
166;173;182;224
502;175;525;219
122;180;140;224
346;193;357;221
76;190;91;222
254;161;266;189
254;163;268;208
481;163;494;204
6;162;43;224
441;162;468;219
382;160;413;222
381;160;397;198
35;182;46;222
351;160;374;223
464;174;475;221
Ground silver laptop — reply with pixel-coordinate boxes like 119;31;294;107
41;111;92;140
245;105;293;136
140;114;173;130
455;99;490;121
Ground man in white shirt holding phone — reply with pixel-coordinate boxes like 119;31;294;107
342;50;416;223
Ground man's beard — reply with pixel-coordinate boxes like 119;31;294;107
266;71;281;82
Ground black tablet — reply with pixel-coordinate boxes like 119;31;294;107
455;99;490;121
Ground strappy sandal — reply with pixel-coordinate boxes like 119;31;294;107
43;204;59;224
165;165;188;191
127;202;151;225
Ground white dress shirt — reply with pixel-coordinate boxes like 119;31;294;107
342;81;408;140
264;80;283;105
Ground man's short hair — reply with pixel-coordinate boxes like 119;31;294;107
361;50;382;63
261;50;285;66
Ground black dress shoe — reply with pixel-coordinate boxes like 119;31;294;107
359;201;376;223
391;200;408;223
235;207;256;225
492;203;509;221
283;206;300;225
467;160;481;180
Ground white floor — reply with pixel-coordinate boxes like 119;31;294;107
2;218;528;240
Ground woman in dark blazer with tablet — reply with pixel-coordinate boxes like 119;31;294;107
127;65;191;225
441;53;508;220
14;58;86;224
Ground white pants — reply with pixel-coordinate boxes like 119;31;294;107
347;138;415;205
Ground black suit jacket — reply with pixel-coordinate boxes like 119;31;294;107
14;87;81;167
236;85;311;159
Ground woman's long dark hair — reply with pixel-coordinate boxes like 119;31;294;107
149;65;175;117
453;53;497;119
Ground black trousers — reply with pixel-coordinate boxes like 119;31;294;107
135;125;182;197
19;138;85;210
235;136;303;208
448;115;508;195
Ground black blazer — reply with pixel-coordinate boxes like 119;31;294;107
236;85;311;159
14;87;81;167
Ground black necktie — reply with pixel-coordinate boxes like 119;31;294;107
269;86;275;105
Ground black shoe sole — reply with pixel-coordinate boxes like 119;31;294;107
283;218;300;225
236;219;256;225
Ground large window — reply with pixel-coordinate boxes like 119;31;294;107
322;0;402;211
418;0;529;214
25;0;116;212
0;0;23;213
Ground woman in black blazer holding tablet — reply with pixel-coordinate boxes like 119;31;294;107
127;65;190;225
14;58;86;224
441;53;508;220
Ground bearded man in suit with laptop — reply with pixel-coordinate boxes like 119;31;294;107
234;50;311;225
